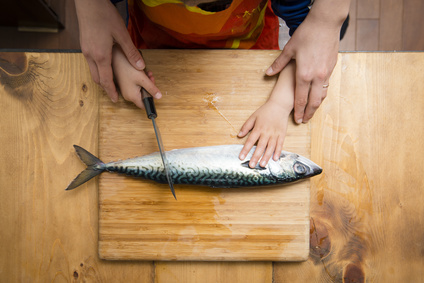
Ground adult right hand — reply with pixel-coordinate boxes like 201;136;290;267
74;0;147;102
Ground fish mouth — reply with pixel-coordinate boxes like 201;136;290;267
312;166;323;176
297;155;322;177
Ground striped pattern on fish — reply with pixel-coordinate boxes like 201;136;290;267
66;145;322;191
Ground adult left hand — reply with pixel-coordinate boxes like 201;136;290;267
266;11;342;124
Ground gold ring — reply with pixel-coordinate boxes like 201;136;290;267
323;84;329;88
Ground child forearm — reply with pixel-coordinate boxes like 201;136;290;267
268;60;295;114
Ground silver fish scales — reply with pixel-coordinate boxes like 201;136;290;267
66;145;322;193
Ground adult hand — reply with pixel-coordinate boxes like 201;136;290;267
266;0;349;124
75;0;147;103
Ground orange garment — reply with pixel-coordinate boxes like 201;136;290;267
127;0;279;49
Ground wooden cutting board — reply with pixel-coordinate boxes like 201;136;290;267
98;50;312;261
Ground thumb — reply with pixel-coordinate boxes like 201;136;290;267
266;48;293;76
141;73;162;100
238;116;256;138
118;34;145;71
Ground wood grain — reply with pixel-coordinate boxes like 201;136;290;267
340;0;424;51
0;52;154;282
155;262;272;283
98;50;312;261
357;0;380;19
274;53;424;281
379;0;403;51
2;51;424;282
403;0;424;50
356;19;379;51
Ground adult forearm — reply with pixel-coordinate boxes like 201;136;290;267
308;0;350;27
74;0;110;24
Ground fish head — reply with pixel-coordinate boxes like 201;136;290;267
268;151;322;181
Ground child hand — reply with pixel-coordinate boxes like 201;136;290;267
112;45;162;108
238;60;296;168
238;101;291;168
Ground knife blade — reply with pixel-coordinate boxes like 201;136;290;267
141;88;177;200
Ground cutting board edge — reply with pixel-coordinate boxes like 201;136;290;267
97;250;311;262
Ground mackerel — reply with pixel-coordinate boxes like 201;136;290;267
66;145;322;191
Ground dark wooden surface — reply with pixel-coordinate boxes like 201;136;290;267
340;0;424;51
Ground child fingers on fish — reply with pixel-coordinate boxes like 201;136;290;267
111;45;162;108
238;101;289;168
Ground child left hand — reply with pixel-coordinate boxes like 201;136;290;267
238;101;291;168
238;60;296;168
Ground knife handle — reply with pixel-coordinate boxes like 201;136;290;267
141;88;157;119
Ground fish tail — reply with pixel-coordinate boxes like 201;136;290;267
66;145;106;190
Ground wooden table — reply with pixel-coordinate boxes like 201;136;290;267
1;51;423;281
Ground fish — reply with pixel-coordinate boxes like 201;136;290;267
66;144;322;191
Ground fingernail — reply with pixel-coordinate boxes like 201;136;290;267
296;119;303;124
155;92;162;99
136;60;144;69
238;131;243;137
111;97;118;103
239;154;245;160
260;161;266;167
266;67;273;75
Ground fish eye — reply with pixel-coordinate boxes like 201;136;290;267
294;162;307;175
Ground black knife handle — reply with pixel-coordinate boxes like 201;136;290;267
141;88;157;119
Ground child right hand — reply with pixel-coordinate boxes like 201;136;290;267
111;46;162;108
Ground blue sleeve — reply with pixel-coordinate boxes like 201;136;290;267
271;0;312;36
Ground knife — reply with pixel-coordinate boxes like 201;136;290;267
141;88;177;200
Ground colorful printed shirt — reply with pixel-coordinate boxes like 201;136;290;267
122;0;311;49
